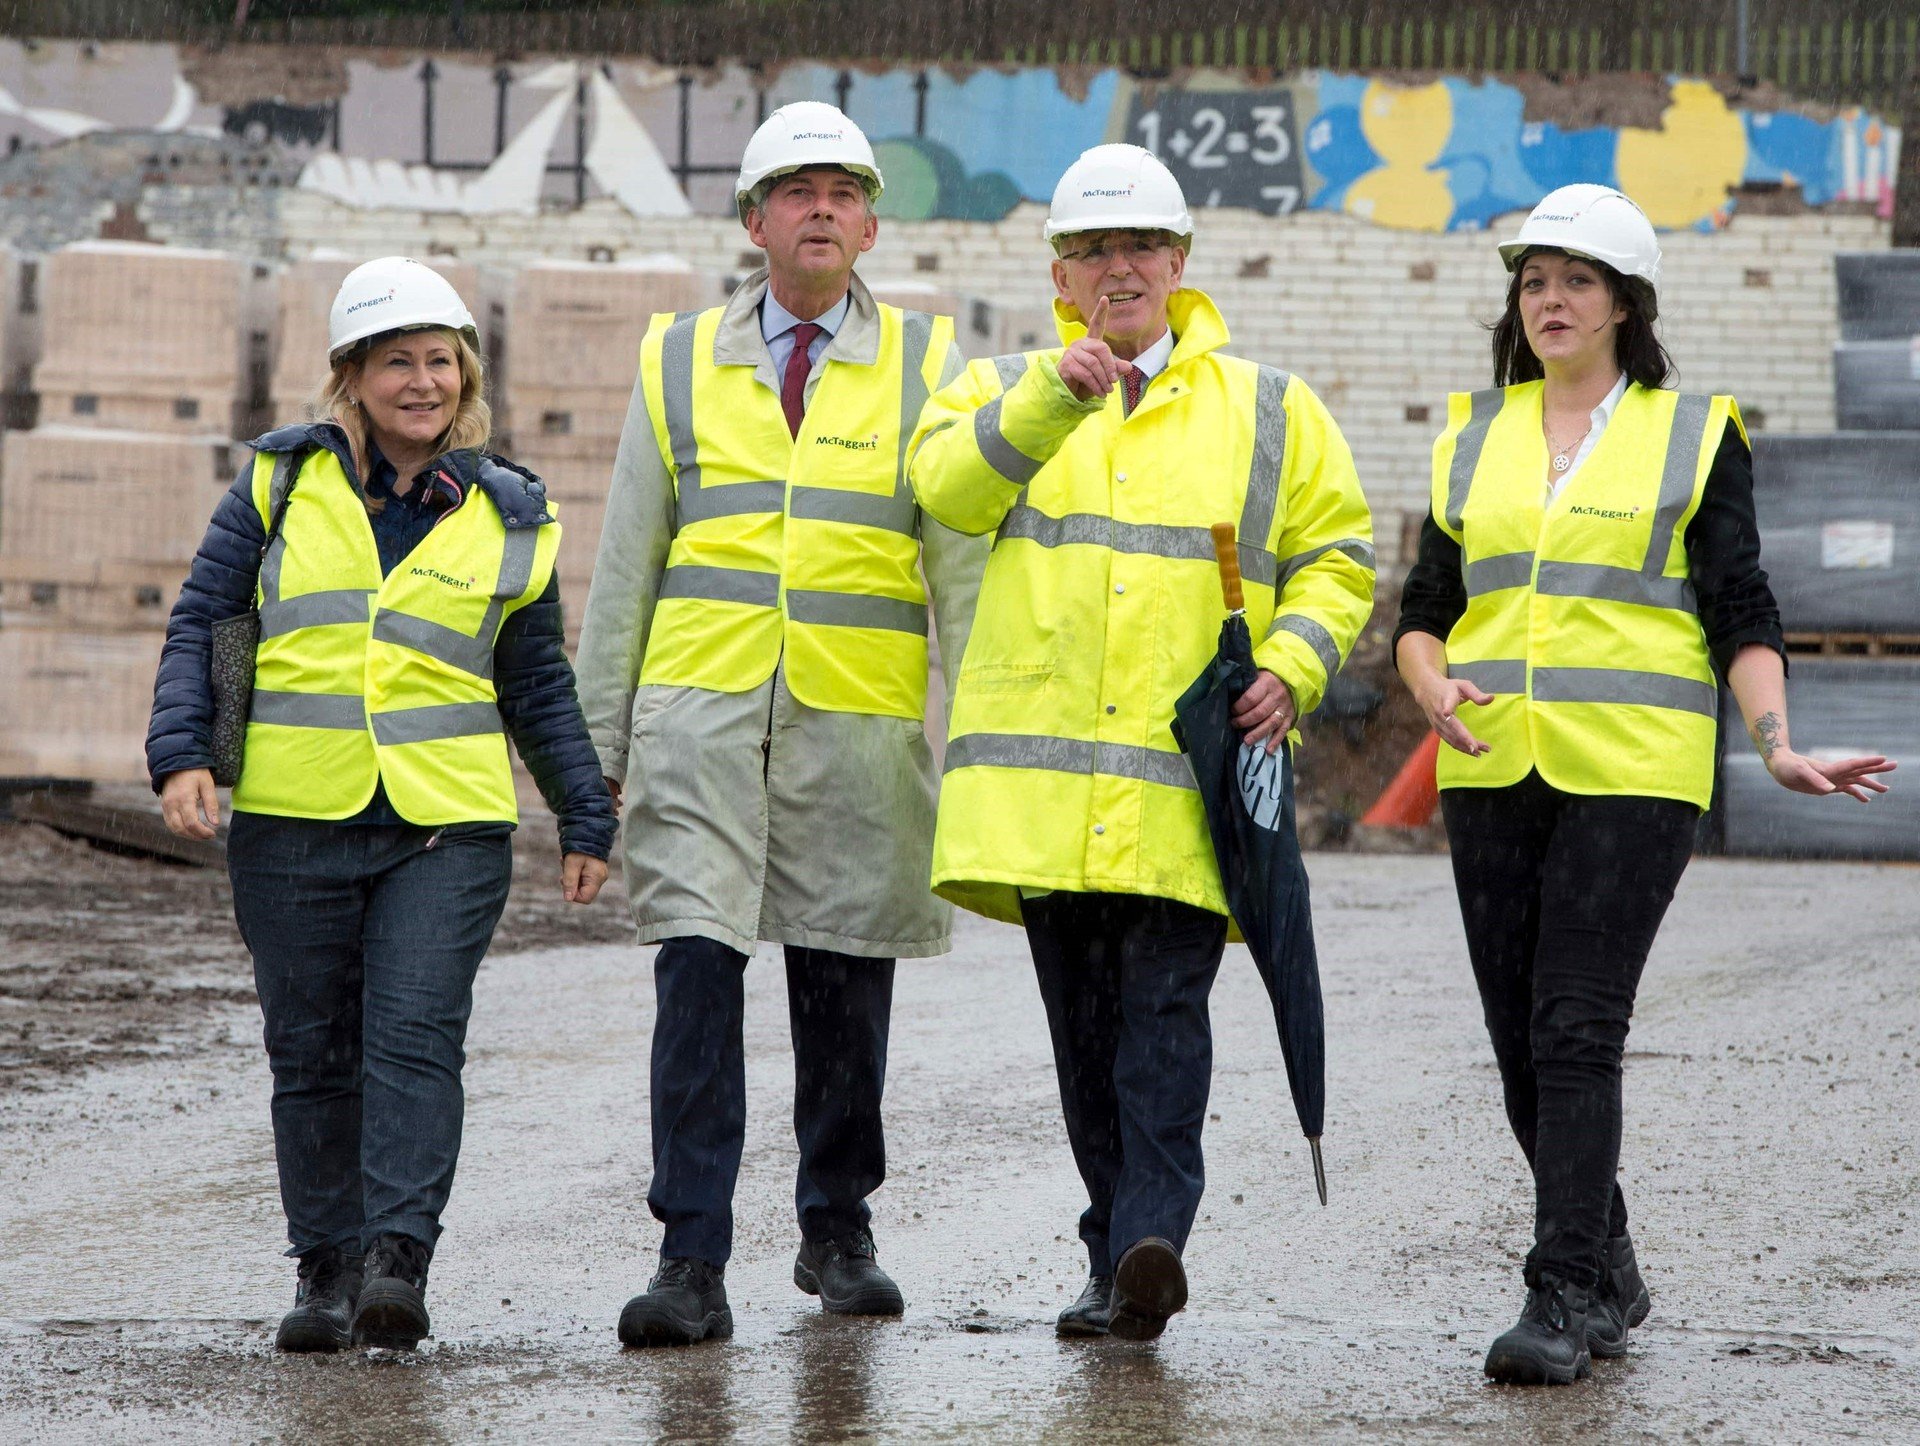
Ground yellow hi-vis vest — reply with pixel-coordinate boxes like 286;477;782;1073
1431;381;1744;809
230;445;560;824
635;300;951;718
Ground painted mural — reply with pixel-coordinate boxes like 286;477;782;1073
0;38;1901;234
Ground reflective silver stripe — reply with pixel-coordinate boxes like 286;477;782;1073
371;608;494;678
896;311;936;507
789;485;917;533
997;505;1279;586
1535;561;1696;613
468;523;543;662
1464;551;1535;597
249;690;365;729
974;394;1045;485
1531;666;1717;717
1643;392;1713;575
1237;366;1290;550
677;479;784;525
1445;389;1505;533
1451;659;1527;694
943;731;1197;791
256;451;301;606
1277;537;1377;590
1267;613;1341;679
371;700;504;746
992;353;1030;393
786;590;927;635
258;589;372;639
658;564;780;607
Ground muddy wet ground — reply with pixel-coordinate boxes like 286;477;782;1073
2;850;1915;1441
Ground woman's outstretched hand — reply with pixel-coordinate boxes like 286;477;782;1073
1766;750;1896;803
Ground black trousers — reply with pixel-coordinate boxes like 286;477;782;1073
646;935;894;1268
1024;892;1229;1279
1441;771;1697;1291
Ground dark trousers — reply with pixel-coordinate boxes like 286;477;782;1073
1441;771;1696;1291
227;811;513;1259
647;935;895;1268
1023;892;1229;1279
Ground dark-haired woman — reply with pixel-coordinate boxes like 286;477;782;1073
1392;185;1894;1385
148;257;615;1353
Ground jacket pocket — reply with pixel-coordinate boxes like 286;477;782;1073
630;684;689;738
957;662;1053;694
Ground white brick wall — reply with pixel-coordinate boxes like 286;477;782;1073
248;192;1891;565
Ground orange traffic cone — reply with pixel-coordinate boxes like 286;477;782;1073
1360;732;1441;828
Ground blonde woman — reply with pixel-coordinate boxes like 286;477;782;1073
148;258;614;1353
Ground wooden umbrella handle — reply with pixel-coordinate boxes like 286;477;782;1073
1211;522;1245;612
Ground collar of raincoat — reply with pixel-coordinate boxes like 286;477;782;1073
1051;287;1229;372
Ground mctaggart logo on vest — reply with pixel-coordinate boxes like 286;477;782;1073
814;432;881;452
410;565;475;590
1568;504;1642;521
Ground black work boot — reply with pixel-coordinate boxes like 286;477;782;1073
1603;1232;1651;1328
794;1229;905;1316
275;1245;363;1353
1483;1273;1592;1385
1108;1237;1187;1342
352;1233;433;1350
618;1257;733;1347
1055;1275;1113;1338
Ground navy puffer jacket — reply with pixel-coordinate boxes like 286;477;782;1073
146;423;616;861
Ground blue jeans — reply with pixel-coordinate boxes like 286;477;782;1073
227;810;513;1259
1023;893;1229;1279
647;936;895;1267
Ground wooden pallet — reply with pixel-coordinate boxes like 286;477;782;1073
1782;632;1920;658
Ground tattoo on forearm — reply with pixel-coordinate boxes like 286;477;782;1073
1749;710;1786;760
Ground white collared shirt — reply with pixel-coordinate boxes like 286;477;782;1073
1127;326;1176;384
761;288;851;376
1548;372;1630;499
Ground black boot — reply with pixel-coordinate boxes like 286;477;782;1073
1603;1232;1651;1328
618;1257;733;1347
794;1229;904;1316
275;1245;362;1353
1055;1275;1113;1338
1108;1237;1187;1342
352;1233;433;1350
1484;1274;1591;1385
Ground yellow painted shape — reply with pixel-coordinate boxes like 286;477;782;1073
1346;79;1455;233
1616;81;1747;229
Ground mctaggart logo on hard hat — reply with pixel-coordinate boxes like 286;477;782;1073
1082;183;1137;198
346;288;397;316
791;130;843;142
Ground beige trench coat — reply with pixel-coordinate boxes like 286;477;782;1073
573;271;986;958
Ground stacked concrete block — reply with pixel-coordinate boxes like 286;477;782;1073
0;426;235;782
503;257;714;635
1830;250;1920;431
32;241;265;440
267;252;483;426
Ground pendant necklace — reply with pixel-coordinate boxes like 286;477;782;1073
1545;422;1591;474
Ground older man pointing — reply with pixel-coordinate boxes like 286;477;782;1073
909;144;1374;1341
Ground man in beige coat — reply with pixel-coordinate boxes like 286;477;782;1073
574;102;985;1348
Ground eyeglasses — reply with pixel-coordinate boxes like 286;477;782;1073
1058;234;1171;267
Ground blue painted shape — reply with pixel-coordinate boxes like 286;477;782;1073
1744;110;1835;202
1302;104;1376;211
1516;120;1619;195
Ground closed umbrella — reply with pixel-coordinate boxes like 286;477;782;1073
1170;522;1328;1204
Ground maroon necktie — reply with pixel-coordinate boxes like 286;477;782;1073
1122;364;1146;415
781;322;824;438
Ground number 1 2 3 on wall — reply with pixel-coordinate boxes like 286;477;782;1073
1127;88;1307;217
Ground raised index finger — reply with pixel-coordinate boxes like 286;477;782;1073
1086;294;1109;342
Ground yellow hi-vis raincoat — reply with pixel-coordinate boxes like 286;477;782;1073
1431;380;1744;810
231;443;559;824
908;288;1375;924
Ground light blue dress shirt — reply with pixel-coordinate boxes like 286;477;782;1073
762;288;851;376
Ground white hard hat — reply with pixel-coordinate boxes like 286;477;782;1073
1498;183;1662;315
327;256;478;362
734;102;883;226
1044;144;1194;249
